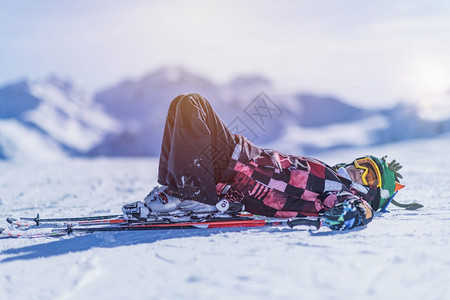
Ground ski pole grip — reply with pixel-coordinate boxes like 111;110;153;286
287;218;321;229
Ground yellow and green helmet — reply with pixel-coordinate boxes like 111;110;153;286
352;155;405;211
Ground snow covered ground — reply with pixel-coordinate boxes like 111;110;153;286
0;135;449;300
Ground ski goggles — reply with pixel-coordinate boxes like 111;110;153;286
353;157;382;188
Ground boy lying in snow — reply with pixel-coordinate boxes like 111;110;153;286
123;93;404;230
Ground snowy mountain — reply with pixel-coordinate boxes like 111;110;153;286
295;93;371;127
0;76;119;161
89;67;281;155
1;67;450;160
89;67;224;156
374;103;450;143
89;67;375;156
90;66;450;157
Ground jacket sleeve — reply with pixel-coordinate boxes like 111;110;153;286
325;191;374;229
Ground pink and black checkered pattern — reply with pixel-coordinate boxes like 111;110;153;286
216;135;361;218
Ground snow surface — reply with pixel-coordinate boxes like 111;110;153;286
0;135;449;300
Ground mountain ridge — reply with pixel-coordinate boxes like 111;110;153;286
1;67;449;161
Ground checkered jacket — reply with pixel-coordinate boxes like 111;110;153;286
216;135;363;218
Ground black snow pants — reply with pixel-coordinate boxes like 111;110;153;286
158;94;236;205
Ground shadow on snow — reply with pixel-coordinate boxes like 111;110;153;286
0;226;306;263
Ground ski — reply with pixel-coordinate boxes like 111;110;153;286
7;211;250;228
6;212;239;229
6;213;123;227
0;227;69;239
6;211;276;229
1;215;322;239
62;216;321;233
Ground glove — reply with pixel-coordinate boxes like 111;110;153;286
323;199;373;230
122;201;150;221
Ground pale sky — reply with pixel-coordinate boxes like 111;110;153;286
1;0;450;108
